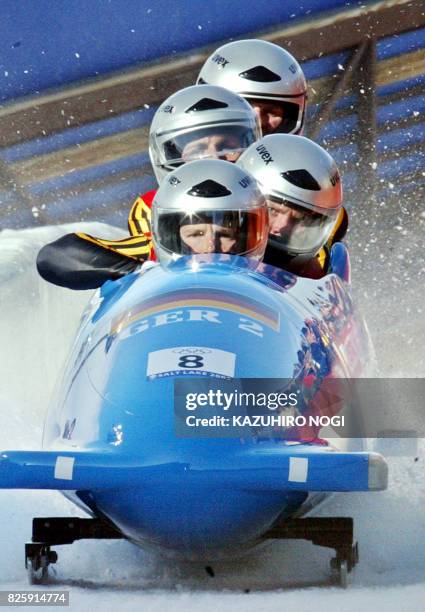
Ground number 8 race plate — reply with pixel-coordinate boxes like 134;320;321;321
146;347;236;379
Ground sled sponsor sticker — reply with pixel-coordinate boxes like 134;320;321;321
146;347;236;379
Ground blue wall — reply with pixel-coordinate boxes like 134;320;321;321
0;0;377;102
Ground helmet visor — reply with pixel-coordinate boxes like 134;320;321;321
156;207;268;257
267;196;338;255
246;97;303;135
161;124;258;169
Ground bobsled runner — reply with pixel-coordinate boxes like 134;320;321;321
0;248;387;587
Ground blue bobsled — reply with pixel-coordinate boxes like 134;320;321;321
0;248;388;585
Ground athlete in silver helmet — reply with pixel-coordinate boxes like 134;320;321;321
149;84;261;183
37;89;263;290
197;39;307;136
237;134;344;278
152;159;268;266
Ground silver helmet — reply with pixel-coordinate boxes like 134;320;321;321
149;84;261;182
197;39;307;135
152;158;268;266
237;134;343;258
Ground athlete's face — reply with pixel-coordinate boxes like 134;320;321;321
180;223;237;254
268;200;306;239
181;134;242;162
251;99;285;135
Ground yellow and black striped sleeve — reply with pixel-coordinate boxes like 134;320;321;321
76;232;152;261
37;233;142;290
38;192;154;290
128;195;153;237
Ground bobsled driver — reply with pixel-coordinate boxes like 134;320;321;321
152;159;268;265
197;39;307;136
237;134;344;279
37;86;261;289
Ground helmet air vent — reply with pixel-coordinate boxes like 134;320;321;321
280;169;321;191
188;180;232;198
238;65;281;83
185;98;228;112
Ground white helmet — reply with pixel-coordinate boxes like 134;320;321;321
197;39;307;135
237;134;343;259
152;159;268;266
149;84;261;182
